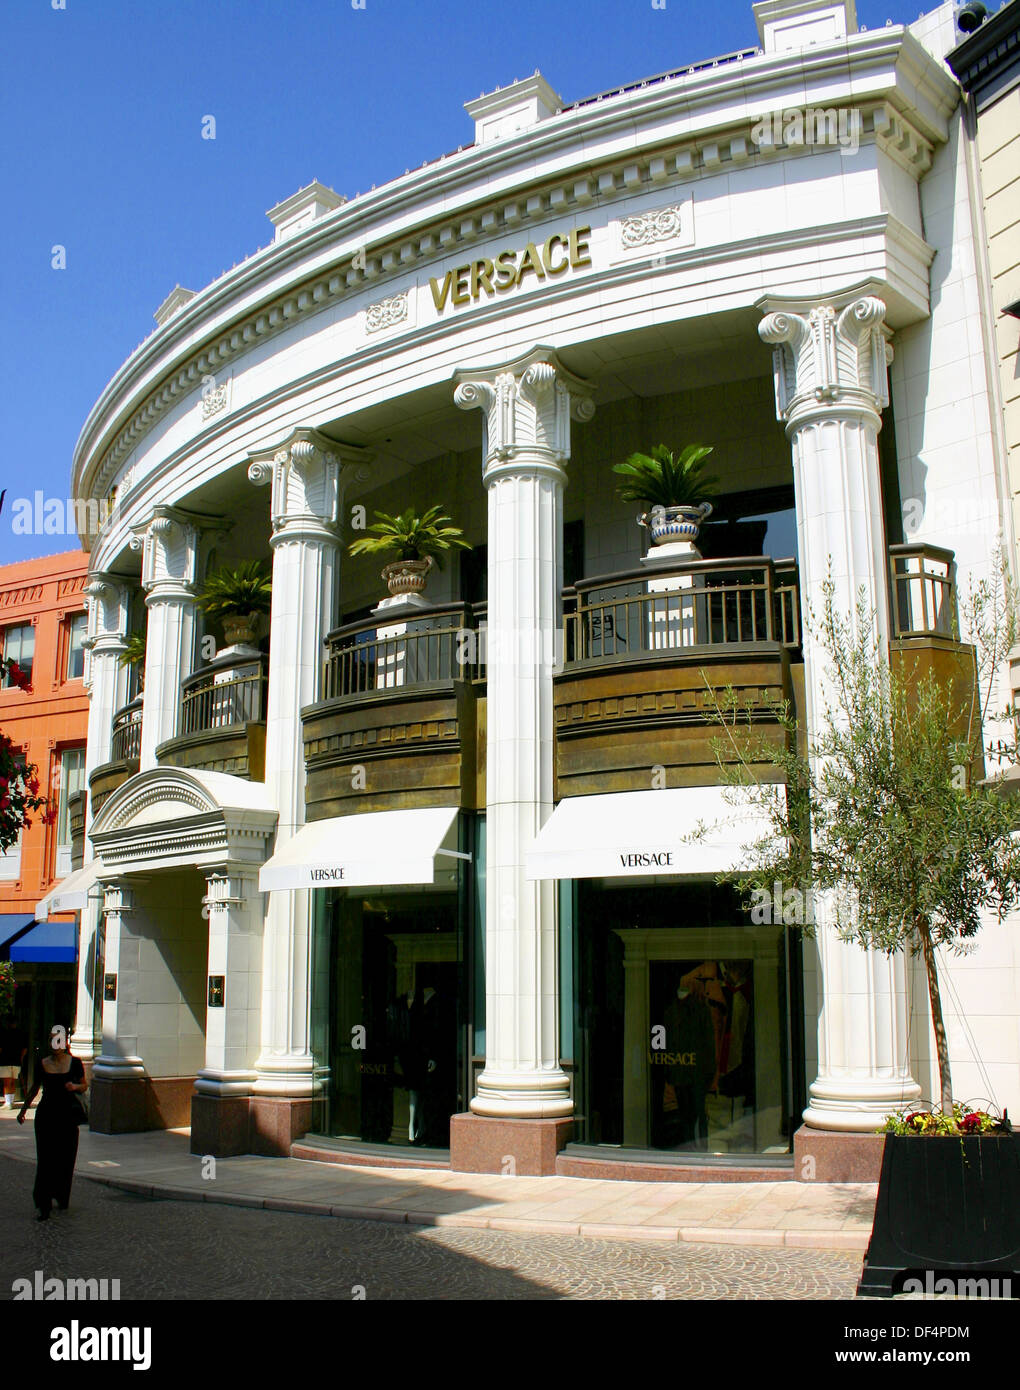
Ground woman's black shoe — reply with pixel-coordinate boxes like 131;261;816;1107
36;1208;50;1221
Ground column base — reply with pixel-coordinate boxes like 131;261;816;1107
188;1094;317;1157
793;1124;887;1182
89;1076;196;1134
190;1094;255;1158
449;1112;574;1175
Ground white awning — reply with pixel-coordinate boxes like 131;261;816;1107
259;807;466;892
524;786;784;880
35;859;106;920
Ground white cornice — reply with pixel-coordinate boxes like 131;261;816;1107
72;26;958;509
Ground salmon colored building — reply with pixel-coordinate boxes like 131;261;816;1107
0;549;90;1074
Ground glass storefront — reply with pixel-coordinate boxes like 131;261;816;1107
570;878;803;1156
310;883;468;1150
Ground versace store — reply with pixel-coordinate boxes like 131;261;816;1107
41;0;1020;1183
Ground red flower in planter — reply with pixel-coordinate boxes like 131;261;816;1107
960;1112;983;1134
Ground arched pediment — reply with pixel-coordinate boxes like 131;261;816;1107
90;767;277;874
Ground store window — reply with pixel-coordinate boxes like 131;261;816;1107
54;747;86;877
1;624;34;688
65;612;87;681
571;879;802;1156
311;883;467;1150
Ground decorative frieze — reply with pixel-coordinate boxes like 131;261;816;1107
619;202;690;250
365;290;409;334
200;375;230;419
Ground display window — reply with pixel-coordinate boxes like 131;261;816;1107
570;879;803;1156
310;886;467;1150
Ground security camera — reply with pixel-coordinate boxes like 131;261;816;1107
957;1;988;33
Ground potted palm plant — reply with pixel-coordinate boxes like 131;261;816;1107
198;561;272;652
613;444;718;550
348;505;470;599
117;630;147;693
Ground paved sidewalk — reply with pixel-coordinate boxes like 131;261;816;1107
0;1106;875;1251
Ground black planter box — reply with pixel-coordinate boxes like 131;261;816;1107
858;1133;1020;1297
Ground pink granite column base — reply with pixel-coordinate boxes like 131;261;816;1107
793;1125;887;1182
189;1095;252;1157
449;1112;573;1175
249;1097;314;1156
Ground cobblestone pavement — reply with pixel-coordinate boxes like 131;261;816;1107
0;1157;861;1300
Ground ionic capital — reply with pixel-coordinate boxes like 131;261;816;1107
454;345;594;482
758;289;893;430
130;506;223;598
84;572;131;649
247;427;369;539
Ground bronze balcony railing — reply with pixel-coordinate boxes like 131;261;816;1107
889;544;957;639
323;603;485;700
110;697;142;762
562;556;802;667
180;657;268;735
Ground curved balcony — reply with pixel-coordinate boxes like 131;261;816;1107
111;695;143;762
555;557;802;798
89;697;143;819
156;655;268;780
304;603;485;819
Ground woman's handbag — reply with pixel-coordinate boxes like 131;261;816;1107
71;1060;89;1124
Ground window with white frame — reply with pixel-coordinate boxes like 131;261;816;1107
1;624;34;688
65;612;87;681
0;753;27;881
55;747;86;877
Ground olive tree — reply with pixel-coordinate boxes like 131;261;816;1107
700;562;1020;1114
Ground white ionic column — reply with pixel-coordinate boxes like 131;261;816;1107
248;429;365;1096
760;292;921;1130
196;868;262;1096
72;575;131;1061
132;509;201;771
91;880;145;1082
455;349;594;1117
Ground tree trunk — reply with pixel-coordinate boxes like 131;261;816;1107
918;918;953;1113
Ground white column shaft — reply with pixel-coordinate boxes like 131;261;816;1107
140;592;196;769
197;869;263;1095
760;295;920;1130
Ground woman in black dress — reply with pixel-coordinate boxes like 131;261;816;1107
17;1026;87;1220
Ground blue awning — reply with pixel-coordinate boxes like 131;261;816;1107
0;914;36;957
8;920;77;964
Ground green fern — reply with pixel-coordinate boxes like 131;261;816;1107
117;630;147;669
613;444;718;509
198;561;273;621
348;505;471;570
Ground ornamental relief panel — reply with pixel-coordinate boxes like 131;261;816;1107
612;194;694;262
364;289;411;335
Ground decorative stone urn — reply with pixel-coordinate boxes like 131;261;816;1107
381;556;433;597
641;501;713;549
221;613;258;648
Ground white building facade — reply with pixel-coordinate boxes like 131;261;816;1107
45;0;1020;1179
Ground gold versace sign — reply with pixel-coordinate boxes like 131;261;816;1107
430;226;592;314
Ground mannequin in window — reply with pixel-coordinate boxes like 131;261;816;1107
661;980;716;1148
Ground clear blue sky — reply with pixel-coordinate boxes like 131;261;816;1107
1;0;934;564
